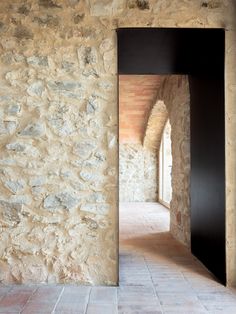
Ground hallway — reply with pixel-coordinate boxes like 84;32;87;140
0;203;236;313
119;202;236;313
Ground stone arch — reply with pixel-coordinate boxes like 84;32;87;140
144;75;190;247
143;100;168;152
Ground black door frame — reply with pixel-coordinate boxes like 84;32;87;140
117;27;226;284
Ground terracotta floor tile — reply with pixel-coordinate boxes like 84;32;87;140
0;286;36;313
54;302;87;312
0;286;12;297
21;301;55;314
29;285;63;303
54;311;84;314
118;304;162;314
89;287;117;304
161;303;207;312
158;292;200;306
163;311;207;314
207;309;236;314
87;303;118;314
62;286;91;296
154;280;193;293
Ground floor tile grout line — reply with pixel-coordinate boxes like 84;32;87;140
85;287;92;314
115;287;118;314
18;286;39;314
144;255;164;314
0;285;14;304
51;286;65;314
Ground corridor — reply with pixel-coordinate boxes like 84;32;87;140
119;202;236;313
0;202;235;313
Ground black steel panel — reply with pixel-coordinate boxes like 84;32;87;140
189;76;226;284
117;28;224;76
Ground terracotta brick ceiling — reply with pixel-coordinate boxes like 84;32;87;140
119;75;162;144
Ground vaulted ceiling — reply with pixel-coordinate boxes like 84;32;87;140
119;75;162;144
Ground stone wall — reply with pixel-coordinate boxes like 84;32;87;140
143;76;190;246
119;143;157;202
156;76;191;247
0;0;118;285
144;100;168;152
0;0;235;286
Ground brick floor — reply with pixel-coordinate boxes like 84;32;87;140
0;202;235;313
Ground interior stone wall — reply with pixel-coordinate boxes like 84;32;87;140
0;0;235;286
144;100;168;152
119;143;157;202
156;76;191;247
0;0;118;285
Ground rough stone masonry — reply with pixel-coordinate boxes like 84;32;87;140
119;143;158;202
0;0;235;286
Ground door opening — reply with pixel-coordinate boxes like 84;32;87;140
118;27;226;284
159;120;172;208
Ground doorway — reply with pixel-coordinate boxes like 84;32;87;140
159;120;172;208
118;28;226;284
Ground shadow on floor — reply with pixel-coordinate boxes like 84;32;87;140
121;231;219;282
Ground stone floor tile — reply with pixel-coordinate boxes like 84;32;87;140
207;309;236;314
0;286;12;297
89;287;117;304
118;285;156;294
0;286;36;313
54;303;86;313
118;285;158;304
158;292;200;306
119;278;153;286
21;301;55;314
190;283;229;293
150;272;184;281
54;286;90;313
58;286;90;301
161;304;207;312
154;280;193;293
197;291;236;304
28;285;63;303
87;303;118;314
62;286;91;296
118;304;162;314
54;311;84;314
163;311;207;314
204;304;236;311
118;293;159;306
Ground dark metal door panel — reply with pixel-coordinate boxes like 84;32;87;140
189;76;226;284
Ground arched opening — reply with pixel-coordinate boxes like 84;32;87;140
159;119;172;208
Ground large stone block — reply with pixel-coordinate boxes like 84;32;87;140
0;200;22;226
19;123;45;137
80;203;110;215
44;192;79;212
4;179;25;194
87;0;125;16
27;81;45;97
